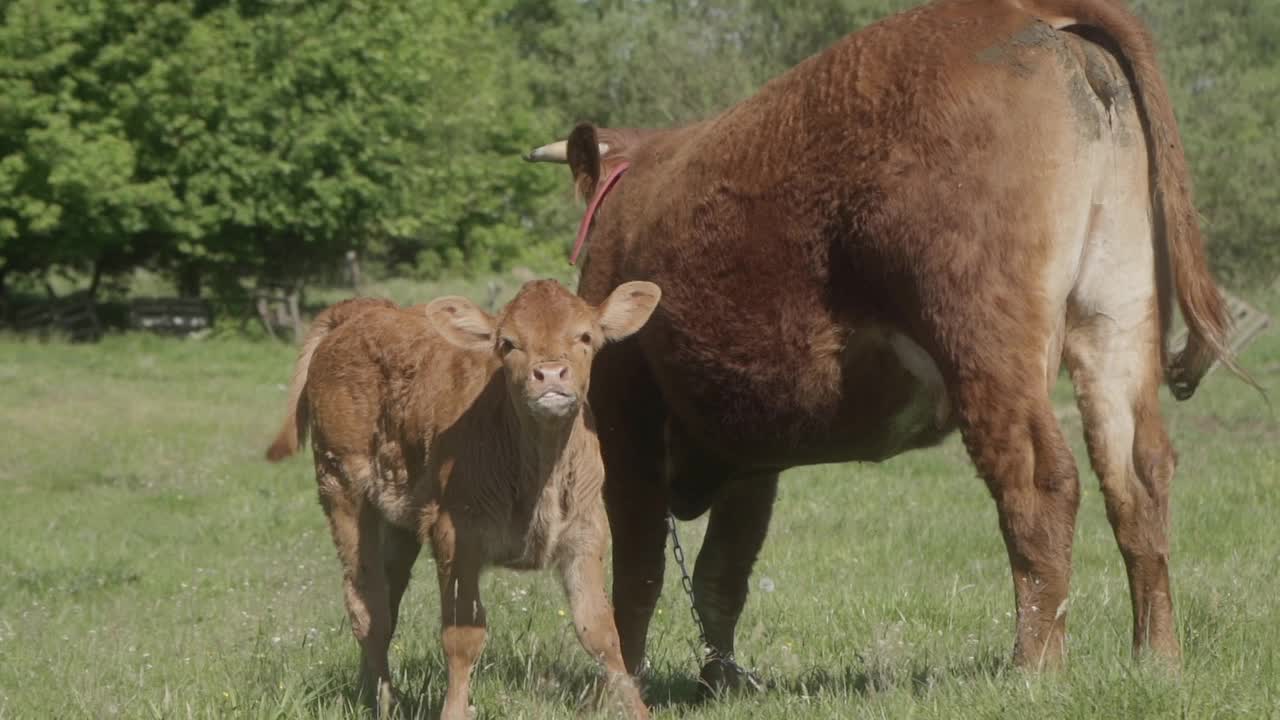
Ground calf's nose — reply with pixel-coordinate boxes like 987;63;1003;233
531;363;569;383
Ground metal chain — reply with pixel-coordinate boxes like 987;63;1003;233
665;511;767;695
665;511;710;659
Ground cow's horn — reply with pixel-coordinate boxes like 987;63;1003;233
523;141;610;164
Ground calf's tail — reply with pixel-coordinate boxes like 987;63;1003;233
265;298;390;462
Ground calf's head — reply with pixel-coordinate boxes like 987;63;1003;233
425;280;661;420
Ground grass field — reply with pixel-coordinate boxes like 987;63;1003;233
2;282;1278;719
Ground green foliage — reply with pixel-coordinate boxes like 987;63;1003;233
1136;0;1280;284
1;0;1276;296
0;1;184;279
0;0;562;294
508;0;919;128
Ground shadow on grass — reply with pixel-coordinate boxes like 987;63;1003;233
297;647;1009;717
297;664;439;720
774;651;1011;700
297;653;708;718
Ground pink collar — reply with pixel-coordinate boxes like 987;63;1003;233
571;161;630;265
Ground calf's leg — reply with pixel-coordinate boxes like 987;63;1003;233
691;473;777;693
431;516;486;720
558;524;650;719
318;460;397;716
383;522;422;640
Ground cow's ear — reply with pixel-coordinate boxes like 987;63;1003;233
423;296;496;352
567;122;602;200
597;281;662;342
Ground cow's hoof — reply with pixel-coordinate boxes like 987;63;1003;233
698;657;767;698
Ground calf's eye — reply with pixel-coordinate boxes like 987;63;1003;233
579;332;593;345
499;338;517;355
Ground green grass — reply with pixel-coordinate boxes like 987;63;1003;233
2;284;1278;719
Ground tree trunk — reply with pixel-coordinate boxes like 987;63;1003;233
485;280;501;312
287;286;303;343
256;294;279;342
87;258;103;301
345;250;362;291
178;263;202;298
0;265;9;323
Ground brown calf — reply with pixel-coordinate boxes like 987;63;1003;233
266;280;660;719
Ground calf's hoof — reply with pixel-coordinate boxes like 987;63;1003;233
581;671;650;719
440;703;477;720
698;657;766;698
1134;640;1183;676
357;675;400;720
377;681;402;720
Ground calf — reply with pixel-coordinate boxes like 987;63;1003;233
266;280;660;719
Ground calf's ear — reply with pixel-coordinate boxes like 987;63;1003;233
423;296;496;352
597;281;662;342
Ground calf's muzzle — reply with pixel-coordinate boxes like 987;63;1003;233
527;361;579;417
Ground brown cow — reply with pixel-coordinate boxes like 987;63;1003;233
525;0;1248;692
265;280;660;719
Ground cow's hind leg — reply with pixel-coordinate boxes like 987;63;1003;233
318;458;397;716
691;473;777;694
954;363;1081;669
1065;288;1181;661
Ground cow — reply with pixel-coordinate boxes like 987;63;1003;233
265;280;661;719
524;0;1249;693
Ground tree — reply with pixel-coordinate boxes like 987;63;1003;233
0;1;185;295
1136;0;1280;284
1;0;566;300
140;0;564;289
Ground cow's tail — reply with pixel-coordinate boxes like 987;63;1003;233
265;298;385;462
1026;0;1254;400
